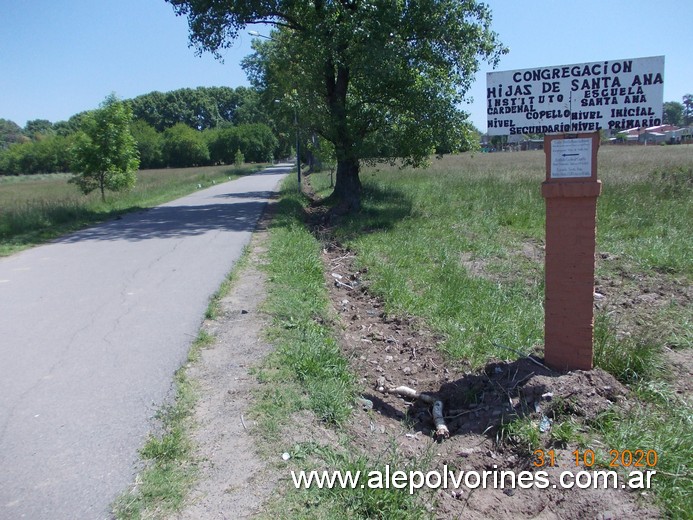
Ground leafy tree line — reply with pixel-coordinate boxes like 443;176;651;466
134;120;278;169
0;86;282;175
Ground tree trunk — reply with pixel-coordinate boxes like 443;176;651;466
332;156;361;213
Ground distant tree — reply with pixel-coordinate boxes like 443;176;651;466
236;123;278;162
234;148;244;167
663;101;684;126
205;123;277;164
162;123;210;167
683;94;693;126
24;119;54;139
131;120;164;169
232;87;271;126
70;94;139;201
130;86;253;131
0;134;75;175
306;135;336;174
54;112;92;136
0;119;28;150
0;143;22;174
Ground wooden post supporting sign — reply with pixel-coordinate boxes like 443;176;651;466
542;132;601;371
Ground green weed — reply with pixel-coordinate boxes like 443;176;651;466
590;396;692;519
497;415;542;455
593;312;662;384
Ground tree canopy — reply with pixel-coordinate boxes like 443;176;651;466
166;0;507;211
663;101;684;126
70;94;140;201
683;94;693;126
0;119;27;150
129;86;260;131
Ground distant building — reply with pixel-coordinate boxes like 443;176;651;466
665;127;692;144
612;124;692;145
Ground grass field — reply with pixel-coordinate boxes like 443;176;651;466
0;164;265;256
6;146;689;517
259;144;692;518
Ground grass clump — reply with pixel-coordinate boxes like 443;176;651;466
497;416;542;456
593;312;662;384
260;443;434;520
113;365;197;519
205;245;251;320
591;393;692;519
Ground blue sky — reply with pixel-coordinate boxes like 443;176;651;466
1;0;691;132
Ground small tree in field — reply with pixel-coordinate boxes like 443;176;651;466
71;94;139;202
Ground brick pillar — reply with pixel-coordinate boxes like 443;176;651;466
542;133;601;371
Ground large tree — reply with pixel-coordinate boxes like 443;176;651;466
683;94;693;127
166;0;506;211
71;94;140;201
663;101;684;126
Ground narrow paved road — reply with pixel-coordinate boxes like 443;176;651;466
0;164;289;519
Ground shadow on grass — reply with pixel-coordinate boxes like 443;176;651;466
308;181;414;242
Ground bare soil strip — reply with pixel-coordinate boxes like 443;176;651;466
320;240;661;519
168;216;278;520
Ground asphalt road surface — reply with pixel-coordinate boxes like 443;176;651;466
0;164;290;519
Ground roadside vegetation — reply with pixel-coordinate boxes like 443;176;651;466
257;145;692;518
253;179;432;518
0;87;284;176
0;163;264;256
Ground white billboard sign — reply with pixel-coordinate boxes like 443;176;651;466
486;56;664;135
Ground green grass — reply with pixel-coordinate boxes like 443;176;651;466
259;443;434;520
318;146;692;370
256;177;356;433
0;164;265;256
304;144;692;517
590;388;692;519
113;346;199;519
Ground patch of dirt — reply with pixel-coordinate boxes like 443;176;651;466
594;258;692;338
322;241;661;519
168;210;278;520
664;347;693;401
594;255;693;398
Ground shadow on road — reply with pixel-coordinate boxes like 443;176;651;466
213;191;275;200
53;200;270;243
